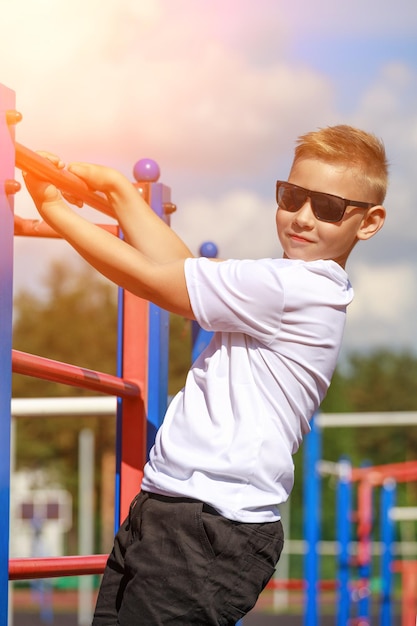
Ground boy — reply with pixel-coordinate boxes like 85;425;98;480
24;125;387;625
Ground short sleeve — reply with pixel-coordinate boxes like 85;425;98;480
184;257;285;340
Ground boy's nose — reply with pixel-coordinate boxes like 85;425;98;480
293;200;315;226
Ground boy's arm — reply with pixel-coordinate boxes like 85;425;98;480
67;163;193;263
24;172;195;319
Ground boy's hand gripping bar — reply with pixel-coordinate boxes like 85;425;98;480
15;142;114;218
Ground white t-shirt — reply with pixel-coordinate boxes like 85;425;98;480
141;257;353;522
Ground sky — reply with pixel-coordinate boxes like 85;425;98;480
1;0;417;359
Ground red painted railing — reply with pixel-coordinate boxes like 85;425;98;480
266;578;337;591
14;214;118;238
9;555;108;580
12;350;140;398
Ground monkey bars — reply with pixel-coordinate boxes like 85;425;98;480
1;81;173;621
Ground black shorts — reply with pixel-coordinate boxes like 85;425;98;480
93;491;284;625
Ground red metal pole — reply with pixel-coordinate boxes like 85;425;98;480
400;561;417;626
118;291;148;522
356;478;373;568
115;181;151;523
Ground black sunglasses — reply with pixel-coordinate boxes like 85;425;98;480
276;181;375;223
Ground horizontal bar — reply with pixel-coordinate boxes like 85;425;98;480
15;143;114;218
9;554;108;580
390;507;417;521
12;350;140;398
392;560;417;573
316;412;417;428
282;538;417;557
14;214;118;238
11;396;117;417
354;459;417;474
266;578;337;591
351;470;417;485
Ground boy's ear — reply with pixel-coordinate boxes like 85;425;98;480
357;205;386;241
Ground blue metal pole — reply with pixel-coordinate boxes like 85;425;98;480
114;283;124;529
147;302;169;454
191;242;217;362
358;548;372;622
380;479;396;626
146;175;171;454
357;477;373;623
303;414;322;626
336;459;352;626
0;83;17;625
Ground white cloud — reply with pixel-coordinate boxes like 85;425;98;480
349;61;417;249
343;262;416;350
173;190;281;259
349;263;414;322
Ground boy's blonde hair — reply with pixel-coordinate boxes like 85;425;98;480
291;125;388;204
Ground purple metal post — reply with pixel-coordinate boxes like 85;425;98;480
0;82;17;625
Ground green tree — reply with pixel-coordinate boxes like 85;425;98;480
344;349;417;412
168;314;191;396
321;349;417;464
322;349;417;413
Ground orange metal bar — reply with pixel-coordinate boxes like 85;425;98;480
9;555;108;580
15;142;114;217
12;350;140;398
266;578;338;591
351;460;417;484
14;214;118;238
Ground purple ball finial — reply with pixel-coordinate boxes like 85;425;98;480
199;241;218;258
133;158;160;182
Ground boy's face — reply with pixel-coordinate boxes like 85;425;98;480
275;158;384;268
